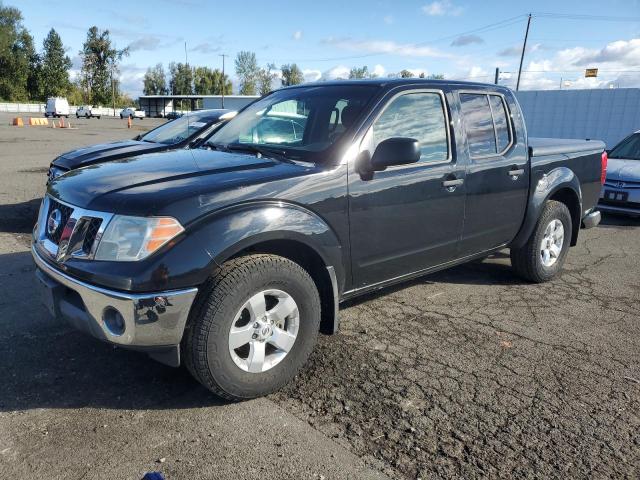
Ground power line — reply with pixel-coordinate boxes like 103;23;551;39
266;14;528;63
531;12;640;22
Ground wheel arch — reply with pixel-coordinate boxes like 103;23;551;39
193;202;345;334
511;166;582;249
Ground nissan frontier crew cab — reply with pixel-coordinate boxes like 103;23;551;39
33;80;606;401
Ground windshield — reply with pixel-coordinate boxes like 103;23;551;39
206;85;379;161
609;133;640;161
141;112;216;145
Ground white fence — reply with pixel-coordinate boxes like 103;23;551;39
0;102;121;117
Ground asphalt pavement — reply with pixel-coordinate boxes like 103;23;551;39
0;112;638;479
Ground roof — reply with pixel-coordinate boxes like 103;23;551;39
280;78;506;90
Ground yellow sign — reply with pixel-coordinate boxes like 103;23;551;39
585;68;598;78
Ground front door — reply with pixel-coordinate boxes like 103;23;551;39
348;88;466;289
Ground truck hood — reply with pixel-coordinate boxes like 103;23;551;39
52;140;168;170
606;158;640;182
48;149;313;222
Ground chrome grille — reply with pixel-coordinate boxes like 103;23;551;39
34;195;113;262
82;218;103;254
45;198;73;244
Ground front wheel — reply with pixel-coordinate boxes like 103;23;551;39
510;200;572;283
182;254;321;401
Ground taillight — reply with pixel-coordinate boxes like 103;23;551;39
600;151;608;185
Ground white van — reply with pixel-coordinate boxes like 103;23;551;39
45;97;70;118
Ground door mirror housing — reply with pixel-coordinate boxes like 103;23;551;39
370;137;421;171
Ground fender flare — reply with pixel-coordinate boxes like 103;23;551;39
510;167;582;249
186;198;343;280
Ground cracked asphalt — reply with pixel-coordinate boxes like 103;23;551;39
1;113;639;479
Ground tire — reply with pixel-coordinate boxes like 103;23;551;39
182;254;321;401
76;114;80;119
97;116;101;119
510;200;572;283
120;114;123;119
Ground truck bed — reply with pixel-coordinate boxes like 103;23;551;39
528;137;606;157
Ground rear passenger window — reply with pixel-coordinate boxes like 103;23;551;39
460;93;496;156
460;92;512;157
372;92;449;163
489;95;511;152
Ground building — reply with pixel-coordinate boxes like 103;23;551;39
515;88;640;148
138;95;259;118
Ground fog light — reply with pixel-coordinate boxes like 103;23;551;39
103;307;126;336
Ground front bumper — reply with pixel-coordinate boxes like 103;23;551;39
32;246;198;366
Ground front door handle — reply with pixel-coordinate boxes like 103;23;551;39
508;167;525;178
442;178;464;191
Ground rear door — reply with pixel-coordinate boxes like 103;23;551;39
457;91;529;255
348;87;466;288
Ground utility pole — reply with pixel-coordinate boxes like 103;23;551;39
516;13;532;91
219;54;228;108
494;67;500;85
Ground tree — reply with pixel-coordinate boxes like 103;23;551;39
0;4;37;101
79;26;128;106
143;63;168;95
235;51;259;95
193;66;231;95
427;73;444;80
281;63;304;86
40;29;71;99
399;69;414;78
349;66;370;79
257;63;278;95
168;62;193;95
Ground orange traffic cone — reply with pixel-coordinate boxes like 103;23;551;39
59;117;65;128
127;117;132;129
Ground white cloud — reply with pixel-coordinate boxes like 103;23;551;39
322;65;351;80
303;69;322;82
450;34;484;47
422;1;463;17
322;36;450;58
293;30;303;41
372;64;386;77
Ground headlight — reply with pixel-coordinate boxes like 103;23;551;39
95;215;184;261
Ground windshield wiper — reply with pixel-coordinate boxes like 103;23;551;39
225;144;295;163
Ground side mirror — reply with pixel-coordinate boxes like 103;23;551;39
370;137;421;171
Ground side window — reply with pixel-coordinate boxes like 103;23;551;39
459;93;496;157
372;92;449;163
488;95;511;152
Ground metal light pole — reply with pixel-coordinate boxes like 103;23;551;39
494;67;499;85
516;13;532;91
219;54;228;108
111;64;115;116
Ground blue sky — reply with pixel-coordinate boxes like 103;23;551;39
13;0;640;96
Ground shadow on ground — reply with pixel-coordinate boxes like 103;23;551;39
0;250;226;412
0;198;40;233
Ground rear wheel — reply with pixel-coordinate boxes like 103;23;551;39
182;254;321;401
510;200;572;283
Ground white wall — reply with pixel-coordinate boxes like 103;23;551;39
515;88;640;148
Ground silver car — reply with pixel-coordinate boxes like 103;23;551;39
599;131;640;216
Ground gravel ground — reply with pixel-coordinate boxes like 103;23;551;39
0;113;639;479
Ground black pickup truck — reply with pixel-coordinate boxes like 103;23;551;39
33;80;605;400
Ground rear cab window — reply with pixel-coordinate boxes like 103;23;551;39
459;92;513;158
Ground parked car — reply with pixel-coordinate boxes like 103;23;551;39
45;97;70;118
120;107;146;119
598;130;640;216
165;111;183;120
33;80;605;400
47;109;236;181
76;105;100;119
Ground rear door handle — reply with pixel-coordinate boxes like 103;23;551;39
442;178;464;191
508;168;525;178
